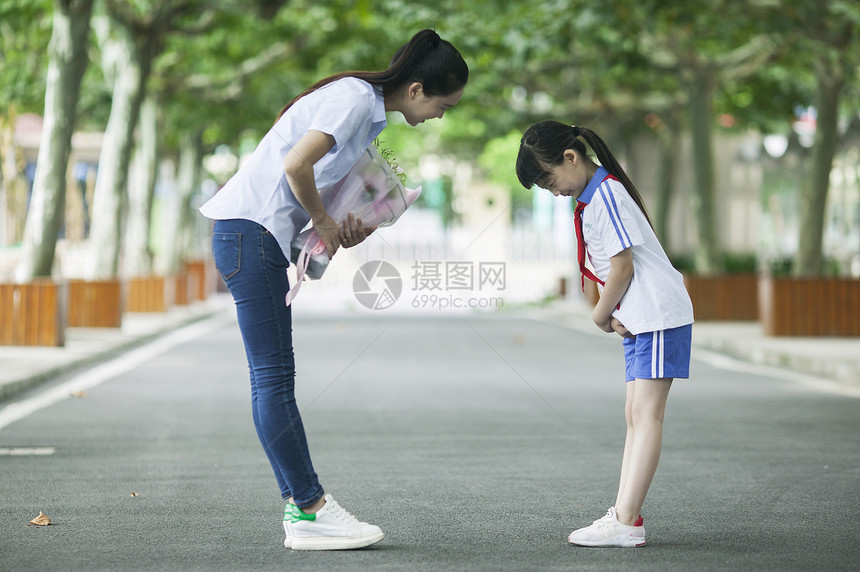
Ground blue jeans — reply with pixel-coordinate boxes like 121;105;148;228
211;218;324;508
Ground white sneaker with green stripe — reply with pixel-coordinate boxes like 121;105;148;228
282;498;295;547
283;494;384;550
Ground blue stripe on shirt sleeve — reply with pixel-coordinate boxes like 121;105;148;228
599;183;633;249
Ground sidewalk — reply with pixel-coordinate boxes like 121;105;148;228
524;299;860;394
2;295;860;402
0;295;233;401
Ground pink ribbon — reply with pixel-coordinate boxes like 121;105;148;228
285;231;327;306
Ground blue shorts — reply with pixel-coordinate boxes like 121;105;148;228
623;324;692;382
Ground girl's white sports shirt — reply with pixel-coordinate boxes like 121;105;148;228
580;166;694;335
199;77;387;258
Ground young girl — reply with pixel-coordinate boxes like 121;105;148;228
200;30;468;551
516;121;694;547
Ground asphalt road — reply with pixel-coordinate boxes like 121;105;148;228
1;310;858;571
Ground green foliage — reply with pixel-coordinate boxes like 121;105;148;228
768;256;842;277
477;130;532;215
671;252;758;274
372;139;406;185
0;0;52;114
3;0;857;262
4;0;855;154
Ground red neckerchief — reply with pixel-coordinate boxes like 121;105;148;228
575;173;618;291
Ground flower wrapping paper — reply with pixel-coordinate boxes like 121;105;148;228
286;144;421;305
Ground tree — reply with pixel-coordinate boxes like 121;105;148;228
122;95;159;276
85;0;208;280
623;1;778;274
14;0;94;282
93;1;294;278
162;130;202;274
646;109;684;247
790;1;860;277
152;10;295;274
0;1;53;248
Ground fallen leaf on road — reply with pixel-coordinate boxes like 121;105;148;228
70;390;87;398
130;491;138;497
28;512;51;526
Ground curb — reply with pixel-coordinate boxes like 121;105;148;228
0;298;232;402
524;300;860;388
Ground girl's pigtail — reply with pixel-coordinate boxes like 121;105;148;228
578;126;653;228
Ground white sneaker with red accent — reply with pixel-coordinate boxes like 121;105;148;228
567;507;646;547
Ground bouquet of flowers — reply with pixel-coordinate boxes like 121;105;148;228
286;144;421;305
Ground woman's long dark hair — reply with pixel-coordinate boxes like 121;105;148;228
276;29;468;121
516;120;652;227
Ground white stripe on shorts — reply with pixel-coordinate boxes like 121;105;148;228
651;331;665;378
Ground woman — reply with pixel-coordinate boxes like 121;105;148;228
199;29;468;551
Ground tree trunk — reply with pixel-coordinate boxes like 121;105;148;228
652;114;680;251
123;95;159;277
686;70;722;275
793;58;843;277
0;114;30;247
161;131;202;275
14;0;93;281
85;15;154;280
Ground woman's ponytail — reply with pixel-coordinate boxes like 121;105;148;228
276;29;468;121
382;29;443;92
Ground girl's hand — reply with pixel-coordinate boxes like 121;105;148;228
338;213;377;249
610;317;633;338
592;306;614;333
591;248;634;334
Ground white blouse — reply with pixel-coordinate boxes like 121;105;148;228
199;77;387;258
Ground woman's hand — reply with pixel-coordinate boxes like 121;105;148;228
313;215;342;258
283;130;339;255
338;213;377;249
